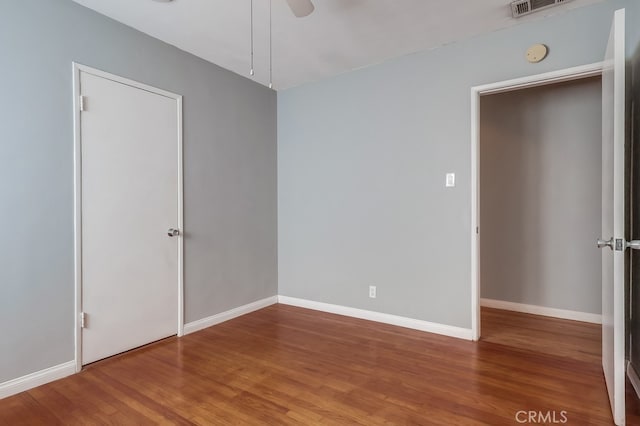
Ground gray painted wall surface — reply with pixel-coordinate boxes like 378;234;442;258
278;0;640;328
480;78;602;314
1;0;277;383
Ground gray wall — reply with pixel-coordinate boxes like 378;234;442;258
278;0;640;329
480;78;602;314
1;0;277;383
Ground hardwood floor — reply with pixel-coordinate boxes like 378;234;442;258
0;305;638;424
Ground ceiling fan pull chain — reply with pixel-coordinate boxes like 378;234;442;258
269;0;273;89
250;0;254;76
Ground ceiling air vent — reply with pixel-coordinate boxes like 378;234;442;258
511;0;573;18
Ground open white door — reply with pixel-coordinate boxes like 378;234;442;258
599;8;625;426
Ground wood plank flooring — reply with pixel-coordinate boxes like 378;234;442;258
0;304;638;425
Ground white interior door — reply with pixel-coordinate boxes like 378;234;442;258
80;70;180;365
600;8;625;426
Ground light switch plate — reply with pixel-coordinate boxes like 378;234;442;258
446;173;455;187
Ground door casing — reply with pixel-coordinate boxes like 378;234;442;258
72;63;184;372
469;62;604;341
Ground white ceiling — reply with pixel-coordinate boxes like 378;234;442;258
72;0;606;90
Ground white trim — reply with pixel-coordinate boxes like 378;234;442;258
470;62;604;340
0;361;75;400
72;63;184;368
480;298;602;324
472;62;604;96
628;362;640;400
74;63;180;100
470;86;480;342
278;296;473;340
72;63;83;374
183;296;279;335
176;96;185;337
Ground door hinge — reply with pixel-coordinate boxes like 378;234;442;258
476;227;479;234
80;312;86;328
79;95;86;112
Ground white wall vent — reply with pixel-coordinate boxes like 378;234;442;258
511;0;573;18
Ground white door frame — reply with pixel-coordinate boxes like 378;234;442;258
470;62;603;341
72;63;184;372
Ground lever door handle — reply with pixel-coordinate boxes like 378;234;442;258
168;228;180;237
597;238;613;250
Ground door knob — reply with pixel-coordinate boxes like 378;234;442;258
597;238;613;250
168;228;180;237
626;240;640;250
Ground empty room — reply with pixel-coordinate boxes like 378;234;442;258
2;0;640;424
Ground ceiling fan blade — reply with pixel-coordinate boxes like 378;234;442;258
284;0;315;17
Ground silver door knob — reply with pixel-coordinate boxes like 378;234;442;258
168;228;180;237
597;238;613;250
627;240;640;250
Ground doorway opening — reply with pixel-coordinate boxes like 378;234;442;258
480;75;603;334
470;63;603;341
472;66;608;411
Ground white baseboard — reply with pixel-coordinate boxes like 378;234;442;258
0;361;76;400
629;362;640;400
183;296;278;335
480;298;602;324
1;297;278;399
278;296;473;341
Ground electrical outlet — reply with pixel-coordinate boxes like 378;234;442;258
369;285;377;299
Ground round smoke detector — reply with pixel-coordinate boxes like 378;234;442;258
526;44;548;63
